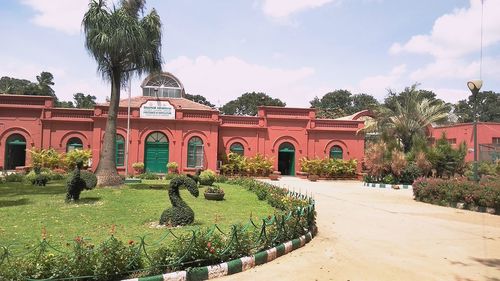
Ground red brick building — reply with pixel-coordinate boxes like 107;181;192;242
430;122;500;162
0;73;366;175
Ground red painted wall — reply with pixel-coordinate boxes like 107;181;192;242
0;95;366;174
430;123;500;162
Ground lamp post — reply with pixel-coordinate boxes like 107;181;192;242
467;79;482;182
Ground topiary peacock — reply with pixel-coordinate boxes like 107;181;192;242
159;175;199;226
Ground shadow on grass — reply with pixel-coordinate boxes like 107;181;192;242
75;197;101;204
0;198;30;208
0;182;66;197
128;184;167;190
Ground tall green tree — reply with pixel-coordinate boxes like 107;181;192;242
55;100;75;108
352;93;379;113
454;91;500;122
310;90;379;118
362;87;450;153
74;92;97;108
83;0;163;186
0;72;55;97
185;93;215;107
220;92;285;116
36;72;55;97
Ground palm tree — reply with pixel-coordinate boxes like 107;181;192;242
83;0;162;186
362;88;450;153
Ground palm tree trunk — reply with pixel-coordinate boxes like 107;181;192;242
95;69;124;187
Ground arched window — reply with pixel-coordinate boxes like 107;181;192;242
66;137;83;152
116;135;125;167
229;142;244;156
142;73;184;98
330;145;343;159
187;137;204;168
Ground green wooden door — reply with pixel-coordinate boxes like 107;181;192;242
278;142;295;176
144;132;169;173
5;134;26;170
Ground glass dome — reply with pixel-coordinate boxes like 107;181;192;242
141;72;185;98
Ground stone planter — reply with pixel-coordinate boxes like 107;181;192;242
204;192;225;201
269;174;280;181
308;175;319;182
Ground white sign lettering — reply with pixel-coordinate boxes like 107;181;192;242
140;100;175;119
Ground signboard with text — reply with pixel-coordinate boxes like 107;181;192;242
140;100;175;119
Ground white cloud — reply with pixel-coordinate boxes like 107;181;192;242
429;88;469;103
164;56;316;107
390;0;500;59
390;0;500;83
260;0;336;20
20;0;89;35
356;64;407;100
0;56;109;102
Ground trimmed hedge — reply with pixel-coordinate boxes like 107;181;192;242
412;177;500;209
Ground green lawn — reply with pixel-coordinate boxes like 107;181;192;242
0;180;276;248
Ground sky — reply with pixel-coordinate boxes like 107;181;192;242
0;0;499;107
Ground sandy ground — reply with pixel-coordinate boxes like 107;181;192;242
219;178;500;281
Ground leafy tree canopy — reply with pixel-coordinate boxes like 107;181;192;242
310;90;379;119
220;92;285;116
185;93;215;108
73;92;97;109
0;71;55;98
384;84;446;111
453;91;500;122
362;86;451;153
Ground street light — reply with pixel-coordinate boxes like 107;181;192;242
467;79;482;182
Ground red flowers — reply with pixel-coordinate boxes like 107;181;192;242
128;240;135;245
207;241;215;254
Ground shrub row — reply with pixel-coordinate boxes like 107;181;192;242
0;179;316;280
412;176;500;209
220;153;274;177
300;158;357;178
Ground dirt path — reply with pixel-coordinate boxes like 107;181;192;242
219;178;500;281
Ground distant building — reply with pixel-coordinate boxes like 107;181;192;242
0;72;366;175
430;123;500;162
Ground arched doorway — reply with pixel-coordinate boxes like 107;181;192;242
278;142;295;176
144;132;169;173
5;134;27;170
66;137;83;152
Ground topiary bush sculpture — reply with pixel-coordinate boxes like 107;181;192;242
80;170;97;190
66;160;87;202
186;168;202;185
159;175;199;226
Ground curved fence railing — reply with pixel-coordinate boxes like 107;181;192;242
0;178;316;281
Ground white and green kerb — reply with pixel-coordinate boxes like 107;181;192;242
123;232;313;281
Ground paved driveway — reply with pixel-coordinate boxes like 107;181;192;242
219;178;500;281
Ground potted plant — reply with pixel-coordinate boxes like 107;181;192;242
269;170;280;181
132;162;144;175
204;185;225;200
308;174;319;182
166;162;179;174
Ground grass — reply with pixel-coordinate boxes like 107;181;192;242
0;180;276;249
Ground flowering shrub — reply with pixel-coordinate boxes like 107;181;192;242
221;153;273;177
300;157;357;178
199;169;216;186
412;177;500;209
